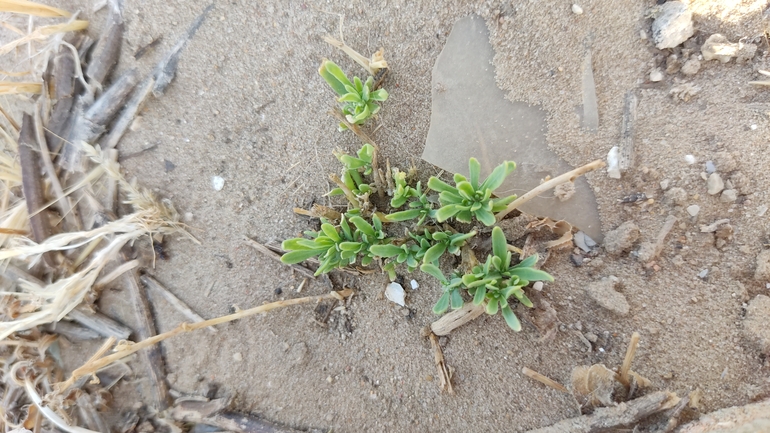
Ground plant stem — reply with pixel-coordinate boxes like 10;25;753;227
56;289;353;393
495;159;606;221
329;173;360;208
618;331;640;387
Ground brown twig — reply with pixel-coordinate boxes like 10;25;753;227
429;333;454;394
56;289;354;393
495;159;606;221
141;274;216;333
528;391;680;433
522;367;569;394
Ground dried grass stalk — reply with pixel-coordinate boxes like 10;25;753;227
0;82;42;95
0;0;72;17
0;21;89;57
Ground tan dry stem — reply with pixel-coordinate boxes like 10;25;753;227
618;331;640;387
496;159;606;221
523;367;569;393
56;289;353;393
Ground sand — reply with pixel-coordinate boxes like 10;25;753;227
27;0;770;431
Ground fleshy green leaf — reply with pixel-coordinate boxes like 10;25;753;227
321;223;341;242
473;285;487;305
486;298;499;315
435;204;461;222
369;244;405;258
515;254;538;269
370;88;388;101
427;177;456;194
450;290;464;309
508;267;554;282
420;263;448;283
455;209;473;223
456;181;476;201
491;226;508;261
386;209;421;221
423;243;447;264
475;208;496;226
281;249;324;264
319;60;353;95
469;158;481;189
480;161;516;192
501;305;522;331
433;292;450;315
349;216;375;237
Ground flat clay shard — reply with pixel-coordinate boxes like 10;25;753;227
422;15;603;241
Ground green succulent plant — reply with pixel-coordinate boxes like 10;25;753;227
421;264;466;315
427;158;517;226
319;59;388;130
281;213;387;274
329;144;376;204
370;229;476;280
462;226;553;331
386;180;436;226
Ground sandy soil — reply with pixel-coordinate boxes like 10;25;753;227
42;0;770;431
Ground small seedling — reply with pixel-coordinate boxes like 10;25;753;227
428;158;517;226
386;179;435;226
319;59;388;130
329;143;376;204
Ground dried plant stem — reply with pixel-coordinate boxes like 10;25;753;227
522;367;569;393
331;109;376;146
428;333;453;394
329;173;360;208
618;332;640;387
57;289;353;393
24;379;99;433
141;274;216;334
495;159;606;221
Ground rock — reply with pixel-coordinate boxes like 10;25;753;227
574;231;595;252
533;281;544;291
743;295;770;355
665;54;682;74
707;172;724;195
570;254;584;267
211;176;225;191
702;33;757;63
678;398;770;433
705;161;716;174
649;69;664;82
603;221;640;255
754;250;770;282
652;2;694;49
684;154;696;164
606;146;621;179
385;282;406;306
720;189;737;203
665;187;688;206
571;4;583;14
660;179;670;190
585;278;630;316
686;204;700;216
681;58;701;75
670;82;700;101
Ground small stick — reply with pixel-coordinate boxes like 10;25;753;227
243;236;316;279
57;289;354;393
94;259;140;288
67;307;132;340
330;109;376;146
496;159;606;221
529;391;680;433
428;333;454;394
140;274;217;333
618;332;640;387
84;0;123;91
430;302;485;336
370;144;385;199
44;321;101;341
123;267;171;411
18;113;54;266
522;367;569;393
663;395;690;433
700;219;730;233
329;173;360;208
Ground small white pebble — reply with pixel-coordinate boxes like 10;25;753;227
649;69;664;82
410;279;419;290
211;176;225;191
686;205;700;216
571;4;583;14
533;281;544;291
184;212;194;222
750;124;758;130
233;352;243;362
640;29;647;40
685;155;696;165
326;376;333;384
758;205;768;217
659;179;670;190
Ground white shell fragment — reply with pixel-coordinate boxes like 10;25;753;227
410;279;419;290
607;146;621;179
211;176;225;191
571;4;583;15
385;282;406;306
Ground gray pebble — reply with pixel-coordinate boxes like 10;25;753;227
665;187;688;206
707;172;724;195
603;221;640;255
652;2;694;49
705;161;716;174
681;58;701;75
720;189;737;203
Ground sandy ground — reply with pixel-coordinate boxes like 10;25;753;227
28;0;770;431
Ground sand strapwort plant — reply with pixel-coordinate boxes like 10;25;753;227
281;143;553;331
319;59;388;130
